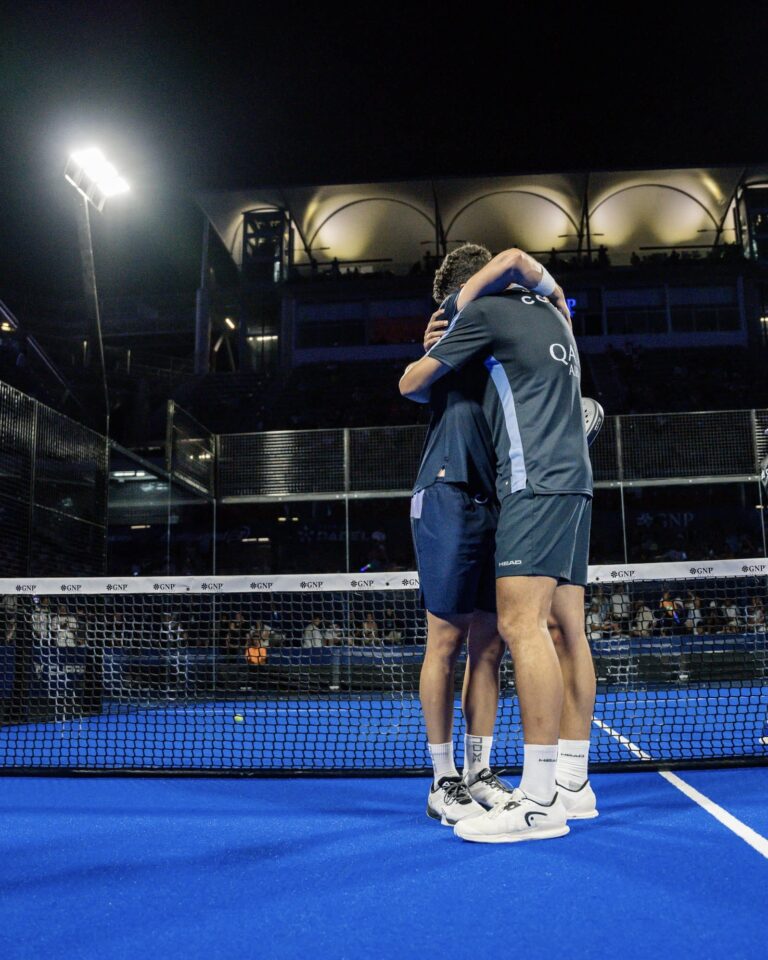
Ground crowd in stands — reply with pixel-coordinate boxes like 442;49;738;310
282;244;748;284
584;583;766;639
3;588;764;660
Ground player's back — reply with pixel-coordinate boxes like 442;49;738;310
428;289;592;500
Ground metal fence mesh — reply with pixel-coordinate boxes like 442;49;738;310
756;408;768;464
618;410;758;481
349;426;426;492
218;430;345;499
34;405;107;524
0;384;35;503
216;410;768;500
0;381;108;576
589;415;619;483
168;402;215;497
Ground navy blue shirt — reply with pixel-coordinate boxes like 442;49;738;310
428;290;593;499
412;293;497;498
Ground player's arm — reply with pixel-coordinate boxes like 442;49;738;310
456;248;571;324
400;304;493;402
399;356;452;403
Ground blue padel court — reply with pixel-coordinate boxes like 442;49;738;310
2;685;767;769
1;767;767;960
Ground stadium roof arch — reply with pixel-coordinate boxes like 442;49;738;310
197;166;768;273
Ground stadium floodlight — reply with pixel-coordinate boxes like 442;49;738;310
64;148;129;212
64;147;129;436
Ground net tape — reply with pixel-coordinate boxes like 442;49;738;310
0;558;766;595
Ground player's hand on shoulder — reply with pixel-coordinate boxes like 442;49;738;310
549;284;572;328
423;308;448;352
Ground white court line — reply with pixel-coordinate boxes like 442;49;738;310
592;716;768;860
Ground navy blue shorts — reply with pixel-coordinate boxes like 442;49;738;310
411;481;498;615
495;485;592;587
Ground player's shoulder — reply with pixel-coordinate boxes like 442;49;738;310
439;291;460;323
459;290;530;325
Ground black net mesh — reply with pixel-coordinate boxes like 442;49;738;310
0;562;766;774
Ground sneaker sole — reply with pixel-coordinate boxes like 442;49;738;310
426;804;461;827
566;809;599;820
455;824;570;843
427;804;487;827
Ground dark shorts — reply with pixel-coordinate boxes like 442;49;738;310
411;481;498;615
495;484;592;586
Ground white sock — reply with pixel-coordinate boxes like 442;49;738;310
428;742;459;784
463;734;493;778
556;739;591;790
519;744;558;804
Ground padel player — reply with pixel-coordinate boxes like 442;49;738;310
410;245;589;827
401;249;596;842
410;244;509;826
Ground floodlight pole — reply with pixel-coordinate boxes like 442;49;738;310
75;194;110;437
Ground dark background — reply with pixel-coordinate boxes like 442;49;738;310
2;3;768;309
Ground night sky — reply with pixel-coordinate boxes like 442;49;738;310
2;3;768;311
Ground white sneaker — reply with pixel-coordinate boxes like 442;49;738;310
464;768;515;809
557;779;599;820
427;776;486;826
453;788;570;843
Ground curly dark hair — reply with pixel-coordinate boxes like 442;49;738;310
432;243;492;304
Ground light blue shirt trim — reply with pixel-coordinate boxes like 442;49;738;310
484;356;527;493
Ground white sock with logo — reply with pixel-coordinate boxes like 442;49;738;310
519;744;558;804
556;739;591;790
463;734;493;779
428;742;459;784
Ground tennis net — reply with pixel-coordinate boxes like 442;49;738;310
0;559;766;774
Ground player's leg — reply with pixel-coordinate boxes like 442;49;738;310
462;609;502;744
461;608;513;807
421;610;470;767
549;591;595;742
497;573;562;764
550;495;598;817
455;487;581;843
412;481;487;825
455;573;570;842
421;610;485;823
549;585;599;818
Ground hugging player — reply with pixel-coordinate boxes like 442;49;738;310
402;244;601;842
